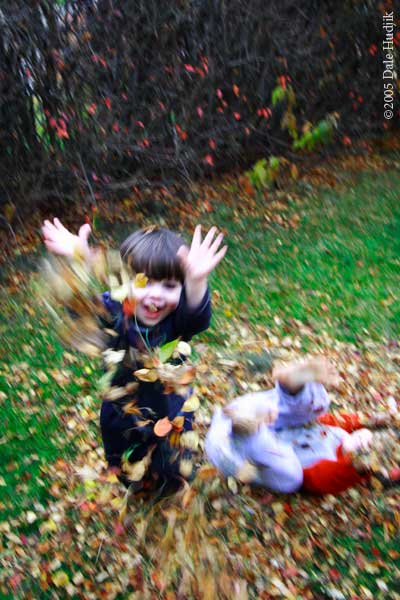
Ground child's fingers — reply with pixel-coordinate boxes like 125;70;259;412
42;225;58;242
78;223;91;240
202;226;218;248
209;231;224;255
42;219;69;239
54;217;70;232
42;219;59;236
191;225;202;251
210;245;228;268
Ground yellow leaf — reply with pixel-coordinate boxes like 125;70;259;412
181;395;200;412
123;459;146;482
105;472;119;484
169;430;181;447
118;493;129;523
180;431;199;451
52;571;70;587
111;497;123;510
179;459;193;478
40;519;57;534
134;273;148;288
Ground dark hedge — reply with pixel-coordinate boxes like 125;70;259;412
0;0;397;211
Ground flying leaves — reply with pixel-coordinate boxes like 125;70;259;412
122;445;155;482
40;249;147;358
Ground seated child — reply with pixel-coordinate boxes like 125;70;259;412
205;358;399;495
42;218;227;490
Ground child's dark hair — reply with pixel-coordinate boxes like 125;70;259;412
120;227;187;283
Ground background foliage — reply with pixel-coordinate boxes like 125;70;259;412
1;0;396;212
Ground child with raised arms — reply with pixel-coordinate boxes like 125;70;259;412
42;218;227;490
205;357;399;494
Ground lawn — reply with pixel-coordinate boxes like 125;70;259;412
0;155;399;599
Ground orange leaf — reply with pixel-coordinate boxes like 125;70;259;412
197;465;219;480
176;365;196;385
154;417;172;437
123;298;136;316
150;571;165;592
181;486;196;509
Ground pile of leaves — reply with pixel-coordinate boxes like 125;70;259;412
1;316;399;599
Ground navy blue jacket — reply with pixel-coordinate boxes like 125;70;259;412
99;287;211;466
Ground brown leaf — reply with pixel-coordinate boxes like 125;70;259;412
134;368;159;382
197;465;219;480
103;386;129;401
122;400;142;415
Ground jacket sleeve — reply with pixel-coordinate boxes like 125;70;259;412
172;286;212;341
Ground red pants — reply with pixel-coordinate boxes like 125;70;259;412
301;413;368;495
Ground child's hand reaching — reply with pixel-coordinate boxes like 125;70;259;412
42;218;91;258
177;225;227;282
177;225;227;310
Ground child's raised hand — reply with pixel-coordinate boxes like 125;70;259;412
42;218;91;257
177;225;227;282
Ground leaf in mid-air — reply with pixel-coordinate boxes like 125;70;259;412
158;338;180;363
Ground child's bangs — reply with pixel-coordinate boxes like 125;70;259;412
121;229;186;283
133;250;185;283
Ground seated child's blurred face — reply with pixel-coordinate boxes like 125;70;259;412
134;278;182;326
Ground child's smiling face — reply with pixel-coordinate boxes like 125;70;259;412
134;278;182;326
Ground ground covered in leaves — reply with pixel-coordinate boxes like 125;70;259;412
0;145;399;599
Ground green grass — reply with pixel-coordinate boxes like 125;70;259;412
206;168;400;345
308;521;400;599
0;295;100;523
